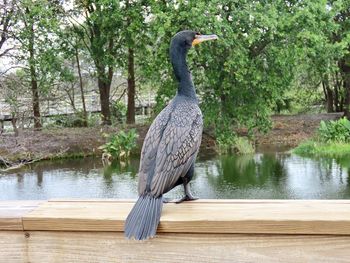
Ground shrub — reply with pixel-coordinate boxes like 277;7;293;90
293;140;350;157
234;137;255;154
318;118;350;143
99;129;138;162
49;111;86;127
293;118;350;158
111;101;127;123
217;132;255;154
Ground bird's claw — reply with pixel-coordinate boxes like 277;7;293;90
163;197;172;203
175;195;198;204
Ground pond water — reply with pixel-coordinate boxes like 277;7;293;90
1;150;350;200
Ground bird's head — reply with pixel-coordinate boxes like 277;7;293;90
170;30;218;52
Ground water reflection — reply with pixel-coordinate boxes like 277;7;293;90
0;153;349;200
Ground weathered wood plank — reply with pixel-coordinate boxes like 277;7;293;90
1;231;350;263
0;201;43;230
22;200;350;235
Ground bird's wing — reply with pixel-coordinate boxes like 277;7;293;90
137;103;174;195
149;100;203;197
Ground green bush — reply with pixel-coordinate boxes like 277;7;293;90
217;133;255;154
111;101;127;123
318;118;350;143
99;129;138;161
293;118;350;157
293;140;350;157
234;137;255;154
50;113;83;127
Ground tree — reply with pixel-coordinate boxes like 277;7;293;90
1;71;32;136
0;0;16;59
334;0;350;119
69;1;123;125
59;27;89;126
13;0;62;129
142;1;303;137
122;0;150;124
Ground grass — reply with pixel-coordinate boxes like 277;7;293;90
293;140;350;157
217;136;255;155
234;137;255;154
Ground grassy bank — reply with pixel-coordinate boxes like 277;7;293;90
293;141;350;157
293;117;350;158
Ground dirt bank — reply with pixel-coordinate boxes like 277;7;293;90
255;113;342;147
0;113;343;168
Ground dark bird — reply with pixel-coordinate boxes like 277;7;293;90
124;30;218;240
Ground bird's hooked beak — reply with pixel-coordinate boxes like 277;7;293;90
192;34;218;46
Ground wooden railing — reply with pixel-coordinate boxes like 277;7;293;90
1;199;350;262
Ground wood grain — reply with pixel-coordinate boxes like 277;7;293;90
1;231;350;263
22;200;350;235
0;201;43;230
49;198;350;204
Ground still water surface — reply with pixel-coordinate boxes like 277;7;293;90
1;151;350;200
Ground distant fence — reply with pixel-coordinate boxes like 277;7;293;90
0;92;157;131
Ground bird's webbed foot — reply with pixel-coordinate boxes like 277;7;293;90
175;193;198;204
163;197;172;203
175;178;198;204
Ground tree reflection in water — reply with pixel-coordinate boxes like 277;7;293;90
0;153;349;200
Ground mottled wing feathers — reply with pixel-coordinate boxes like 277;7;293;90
138;98;202;197
137;103;174;194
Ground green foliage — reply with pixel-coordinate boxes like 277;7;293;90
234;137;255;155
217;132;255;155
49;112;86;128
3;0;350;135
318;118;350;143
111;101;127;123
141;0;341;138
14;0;64;90
293;140;350;157
46;112;99;128
293;117;350;157
286;86;324;114
99;129;138;161
216;131;236;153
87;113;101;127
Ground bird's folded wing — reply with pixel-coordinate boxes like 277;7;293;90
137;104;173;195
150;105;203;197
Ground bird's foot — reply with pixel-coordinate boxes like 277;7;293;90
175;194;198;204
163;197;172;203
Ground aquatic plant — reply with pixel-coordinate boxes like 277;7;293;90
99;129;138;163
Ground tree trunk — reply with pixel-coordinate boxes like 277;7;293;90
27;12;41;130
127;47;136;124
10;114;18;137
98;77;112;125
75;47;88;127
322;80;334;113
340;60;350;119
334;73;342;112
30;69;41;129
344;79;350;119
334;85;340;112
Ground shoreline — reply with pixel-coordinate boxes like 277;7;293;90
0;113;343;171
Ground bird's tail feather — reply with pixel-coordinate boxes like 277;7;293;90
124;195;163;240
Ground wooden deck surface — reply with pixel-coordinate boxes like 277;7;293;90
1;199;350;262
22;199;350;234
0;201;43;230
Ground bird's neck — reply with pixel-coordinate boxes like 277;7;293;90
171;46;197;99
